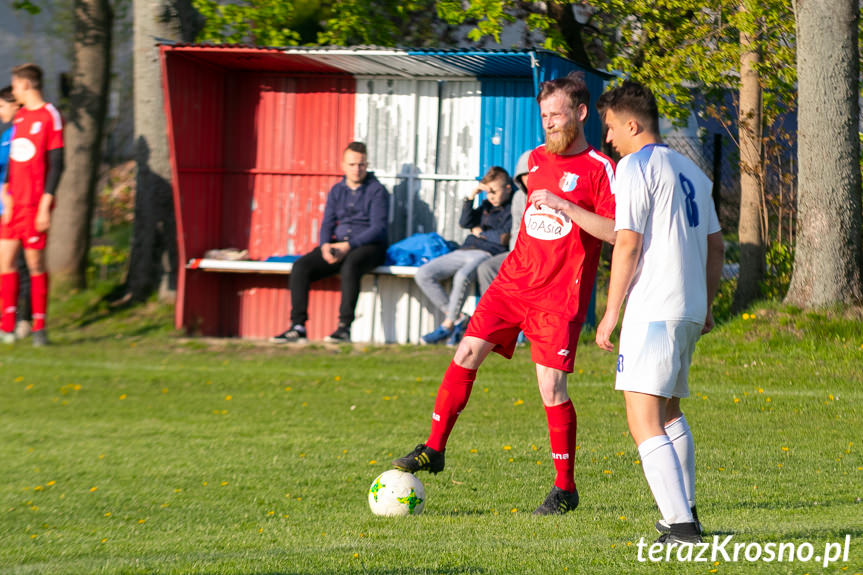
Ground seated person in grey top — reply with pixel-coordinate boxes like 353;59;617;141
416;166;513;345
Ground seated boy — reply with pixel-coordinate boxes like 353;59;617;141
415;166;512;345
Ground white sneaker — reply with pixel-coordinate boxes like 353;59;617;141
2;331;15;344
15;320;32;339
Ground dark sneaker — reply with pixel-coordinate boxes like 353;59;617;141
655;522;702;545
533;485;580;515
446;315;470;347
655;506;702;535
421;325;453;345
32;330;48;347
324;325;351;343
270;326;307;343
392;444;445;474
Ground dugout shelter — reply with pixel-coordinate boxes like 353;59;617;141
160;44;610;342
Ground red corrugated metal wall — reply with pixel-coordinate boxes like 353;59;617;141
163;51;227;336
224;73;355;339
165;49;356;339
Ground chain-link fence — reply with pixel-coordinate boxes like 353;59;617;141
666;132;797;245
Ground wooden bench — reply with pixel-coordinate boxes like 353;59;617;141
186;258;476;344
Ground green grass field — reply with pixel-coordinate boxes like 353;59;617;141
1;291;861;574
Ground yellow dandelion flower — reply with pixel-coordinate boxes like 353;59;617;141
777;463;783;468
733;397;740;403
369;460;377;464
503;445;512;451
104;512;111;517
119;394;127;400
766;397;772;403
508;457;514;462
137;519;146;524
334;376;341;381
267;510;275;516
383;396;391;400
603;470;612;475
89;486;98;492
757;387;764;393
511;508;518;513
353;553;359;558
284;386;292;391
469;449;478;453
220;481;228;486
15;376;23;382
225;395;232;401
34;486;43;491
161;388;168;394
742;313;750;320
46;481;55;486
202;481;208;486
619;516;626;521
101;538;107;543
513;399;524;406
781;446;789;452
536;461;542;465
25;383;33;390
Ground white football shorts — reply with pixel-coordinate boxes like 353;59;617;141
614;320;703;398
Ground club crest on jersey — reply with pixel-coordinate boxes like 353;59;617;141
523;203;573;241
30;121;42;135
559;172;579;192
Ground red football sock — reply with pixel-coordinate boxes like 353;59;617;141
545;399;578;492
425;361;477;452
1;272;19;334
30;273;48;332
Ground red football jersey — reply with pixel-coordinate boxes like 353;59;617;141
490;145;616;322
8;103;64;206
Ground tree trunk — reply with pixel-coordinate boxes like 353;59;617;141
733;3;765;310
785;0;862;307
546;3;593;68
125;0;200;303
45;0;112;291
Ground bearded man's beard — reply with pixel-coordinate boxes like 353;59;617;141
545;121;579;154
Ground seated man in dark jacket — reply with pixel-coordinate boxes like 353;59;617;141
271;141;389;343
415;166;512;345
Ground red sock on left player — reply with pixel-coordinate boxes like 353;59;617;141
545;399;578;492
30;273;48;332
1;272;19;334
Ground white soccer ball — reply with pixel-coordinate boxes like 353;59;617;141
368;469;426;517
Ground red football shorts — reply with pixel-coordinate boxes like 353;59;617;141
464;287;583;373
1;206;47;250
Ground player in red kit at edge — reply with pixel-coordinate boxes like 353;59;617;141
392;72;617;514
1;63;64;346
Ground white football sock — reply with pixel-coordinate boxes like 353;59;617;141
665;414;696;508
637;434;693;525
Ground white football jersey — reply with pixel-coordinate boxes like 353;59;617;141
613;144;721;324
